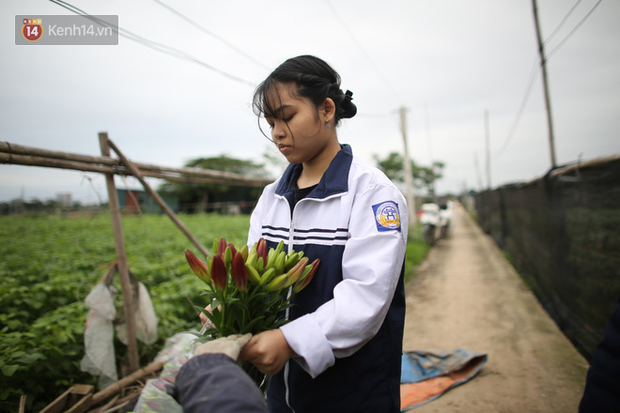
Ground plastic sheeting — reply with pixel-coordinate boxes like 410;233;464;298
80;281;158;389
400;349;488;411
116;282;158;346
80;283;118;389
132;332;199;413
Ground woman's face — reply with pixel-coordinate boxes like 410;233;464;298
264;82;333;165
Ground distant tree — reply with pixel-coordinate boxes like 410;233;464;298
159;155;271;214
374;152;444;198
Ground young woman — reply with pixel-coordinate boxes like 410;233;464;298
240;55;408;412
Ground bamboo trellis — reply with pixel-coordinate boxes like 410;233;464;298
1;133;272;410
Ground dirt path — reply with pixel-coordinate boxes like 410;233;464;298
402;204;589;412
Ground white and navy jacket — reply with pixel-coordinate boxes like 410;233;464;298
248;145;408;413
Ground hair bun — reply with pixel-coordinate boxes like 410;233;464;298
340;90;357;119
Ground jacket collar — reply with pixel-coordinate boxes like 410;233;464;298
275;144;352;199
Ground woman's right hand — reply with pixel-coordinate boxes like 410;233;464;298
200;304;214;329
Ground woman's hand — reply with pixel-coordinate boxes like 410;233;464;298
239;329;295;375
199;304;212;328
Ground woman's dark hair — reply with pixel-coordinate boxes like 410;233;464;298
252;55;357;128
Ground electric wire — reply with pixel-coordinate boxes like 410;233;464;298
324;0;403;105
546;0;603;59
151;0;270;70
48;0;256;87
495;0;603;158
542;0;583;47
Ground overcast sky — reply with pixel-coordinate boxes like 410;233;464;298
1;0;619;204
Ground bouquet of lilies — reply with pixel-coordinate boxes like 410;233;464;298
185;237;319;338
185;237;319;387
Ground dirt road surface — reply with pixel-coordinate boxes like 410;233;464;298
402;204;590;412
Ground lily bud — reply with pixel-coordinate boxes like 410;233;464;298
231;251;248;292
228;243;238;258
218;237;227;257
285;257;309;287
266;273;289;291
258;267;276;287
210;254;227;290
293;259;320;294
256;238;268;268
245;262;261;284
185;250;211;284
239;244;249;261
224;245;234;268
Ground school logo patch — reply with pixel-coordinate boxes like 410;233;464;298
372;201;401;232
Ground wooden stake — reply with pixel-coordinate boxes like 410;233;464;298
98;132;140;373
106;138;212;258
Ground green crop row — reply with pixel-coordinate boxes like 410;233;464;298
0;212;250;412
0;212;428;412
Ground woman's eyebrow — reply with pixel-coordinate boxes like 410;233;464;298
265;104;293;118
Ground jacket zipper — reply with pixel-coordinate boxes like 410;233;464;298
284;199;296;412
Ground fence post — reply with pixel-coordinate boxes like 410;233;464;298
98;132;140;373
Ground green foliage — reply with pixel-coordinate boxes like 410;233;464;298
159;155;271;214
0;212;250;412
404;228;431;282
374;152;445;197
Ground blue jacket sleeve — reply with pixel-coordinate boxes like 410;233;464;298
579;298;620;413
173;354;267;413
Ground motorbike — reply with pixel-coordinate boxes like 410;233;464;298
419;203;440;245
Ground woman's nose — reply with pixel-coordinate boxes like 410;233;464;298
272;121;286;140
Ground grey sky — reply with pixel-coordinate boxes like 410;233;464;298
1;0;618;204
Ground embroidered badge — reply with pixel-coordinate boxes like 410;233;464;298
372;201;401;232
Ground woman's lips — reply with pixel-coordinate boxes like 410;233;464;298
278;144;292;154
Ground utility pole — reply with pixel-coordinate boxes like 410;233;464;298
532;0;557;168
485;109;491;190
399;106;417;227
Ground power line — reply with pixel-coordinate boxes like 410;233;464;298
495;0;603;158
495;59;539;158
324;0;403;104
151;0;270;70
542;0;583;47
546;0;603;59
48;0;256;87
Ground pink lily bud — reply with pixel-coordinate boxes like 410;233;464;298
211;254;227;290
256;238;268;268
218;237;228;257
185;250;211;284
293;259;320;294
285;257;309;287
231;251;248;292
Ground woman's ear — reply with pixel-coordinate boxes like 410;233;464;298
322;97;336;122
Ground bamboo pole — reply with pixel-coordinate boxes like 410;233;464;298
107;138;212;258
99;132;140;373
89;361;165;406
0;141;271;187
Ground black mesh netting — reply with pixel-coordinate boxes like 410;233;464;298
474;154;620;362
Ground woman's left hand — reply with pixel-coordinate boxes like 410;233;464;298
239;329;295;375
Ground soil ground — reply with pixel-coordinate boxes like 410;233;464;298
402;204;590;412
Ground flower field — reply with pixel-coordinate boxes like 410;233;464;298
0;211;428;412
0;212;251;412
